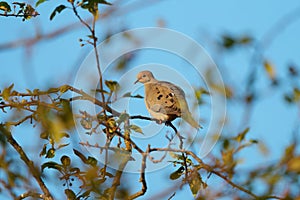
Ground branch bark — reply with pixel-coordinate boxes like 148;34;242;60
0;125;53;200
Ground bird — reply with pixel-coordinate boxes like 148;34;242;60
134;70;201;129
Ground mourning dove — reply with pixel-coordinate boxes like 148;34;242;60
134;70;201;129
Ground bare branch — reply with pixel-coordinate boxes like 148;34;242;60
0;125;53;200
0;13;39;18
6;114;33;126
127;146;148;199
16;191;43;200
0;179;17;199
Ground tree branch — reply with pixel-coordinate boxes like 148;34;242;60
128;146;148;199
148;147;282;199
16;191;43;200
0;13;39;17
0;179;17;199
68;85;120;116
0;125;53;200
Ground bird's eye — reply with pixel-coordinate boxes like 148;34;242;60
142;75;146;77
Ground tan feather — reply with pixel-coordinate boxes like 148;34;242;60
135;70;201;129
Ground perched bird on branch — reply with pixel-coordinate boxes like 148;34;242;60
134;70;201;129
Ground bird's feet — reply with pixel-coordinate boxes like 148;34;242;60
165;121;185;140
154;119;163;124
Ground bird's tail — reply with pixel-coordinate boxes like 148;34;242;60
183;112;202;129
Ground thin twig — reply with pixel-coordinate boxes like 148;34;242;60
70;3;93;33
167;192;176;200
164;121;188;181
5;114;33;126
148;147;282;199
68;85;120;115
0;179;17;199
165;121;184;149
1;125;53;200
0;13;39;17
109;119;132;200
127;145;148;199
16;191;43;200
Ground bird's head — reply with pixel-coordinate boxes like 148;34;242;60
134;70;155;84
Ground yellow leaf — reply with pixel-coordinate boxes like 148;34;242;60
188;169;206;197
287;156;300;173
294;88;300;102
235;127;250;142
264;60;276;80
59;85;70;94
2;84;14;101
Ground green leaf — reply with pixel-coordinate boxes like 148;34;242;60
92;89;109;94
60;132;70;138
64;189;76;200
280;144;295;164
74;149;97;166
117;112;130;124
47;87;59;93
22;4;39;21
81;0;98;16
81;0;112;11
122;92;144;99
238;36;253;45
12;2;25;8
105;80;120;92
41;161;62;172
33;89;40;95
59;100;74;129
294;88;300;102
46;148;55;158
39;144;47;157
169;166;184;180
73;149;88;163
2;83;14;101
77;190;91;199
61;155;71;167
0;1;11;12
70;167;80;174
50;5;66;20
195;88;209;105
284;94;293;103
87;156;98;167
235;127;250;142
122;92;131;97
96;0;112;5
188;170;205;197
40;131;49;140
26;89;32;94
223;139;230;149
105;171;114;178
129;124;143;134
169;152;182;160
249;139;258;144
222;35;235;49
35;0;47;7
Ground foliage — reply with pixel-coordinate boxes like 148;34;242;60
0;1;39;21
1;1;300;200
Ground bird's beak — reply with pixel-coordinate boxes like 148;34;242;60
134;79;140;84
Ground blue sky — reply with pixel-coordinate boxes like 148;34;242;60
1;0;300;199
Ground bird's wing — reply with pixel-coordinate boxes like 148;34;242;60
159;82;201;128
145;81;188;116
